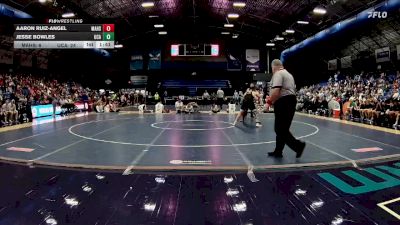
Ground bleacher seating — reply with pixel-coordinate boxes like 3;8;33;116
162;80;230;96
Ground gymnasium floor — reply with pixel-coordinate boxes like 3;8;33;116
0;112;399;224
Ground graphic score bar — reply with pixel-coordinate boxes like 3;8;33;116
13;24;115;49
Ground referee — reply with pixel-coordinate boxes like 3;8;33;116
267;59;306;158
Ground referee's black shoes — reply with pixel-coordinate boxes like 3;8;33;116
296;141;306;158
268;141;306;158
267;151;283;158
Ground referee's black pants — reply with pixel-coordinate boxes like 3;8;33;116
274;95;302;153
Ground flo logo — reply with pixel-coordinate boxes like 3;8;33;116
367;11;388;18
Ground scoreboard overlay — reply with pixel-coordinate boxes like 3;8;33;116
13;24;115;49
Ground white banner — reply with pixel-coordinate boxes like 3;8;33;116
246;49;260;71
328;59;337;71
375;47;390;63
397;45;400;60
0;50;13;64
341;56;352;68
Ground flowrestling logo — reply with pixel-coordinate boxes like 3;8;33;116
367;11;388;19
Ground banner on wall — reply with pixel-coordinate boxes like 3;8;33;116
328;59;337;71
130;75;148;86
226;50;242;71
130;51;143;70
148;49;161;69
37;56;48;69
341;56;352;68
20;53;32;67
375;47;390;63
397;45;400;60
31;105;62;118
246;49;260;71
0;50;13;64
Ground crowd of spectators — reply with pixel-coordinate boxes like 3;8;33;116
0;73;92;126
296;70;400;129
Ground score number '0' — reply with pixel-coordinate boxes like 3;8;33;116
102;24;114;32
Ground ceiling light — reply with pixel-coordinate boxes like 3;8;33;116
38;0;47;3
155;177;165;184
310;200;325;210
45;217;57;225
141;2;155;8
224;24;234;28
221;32;230;35
148;15;159;18
313;7;327;15
61;12;75;18
64;196;79;207
224;176;233;183
226;188;239;196
144;203;156;211
294;189;307;196
266;43;275;46
95;174;105;180
227;13;239;19
232;201;247;212
158;31;167;35
286;29;295;33
297;20;309;24
275;36;284;41
82;184;93;192
115;44;123;48
233;2;246;7
154;24;164;28
331;215;344;225
232;34;239;38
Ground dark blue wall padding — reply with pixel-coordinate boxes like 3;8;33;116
281;0;400;62
0;3;32;18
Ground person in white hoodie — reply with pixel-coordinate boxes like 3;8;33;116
175;99;183;113
155;101;164;114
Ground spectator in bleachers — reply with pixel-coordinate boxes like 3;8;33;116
297;70;400;129
7;99;18;124
104;100;111;113
120;93;127;107
95;99;104;113
0;103;5;126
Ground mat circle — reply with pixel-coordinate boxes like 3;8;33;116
68;118;319;148
151;120;235;130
